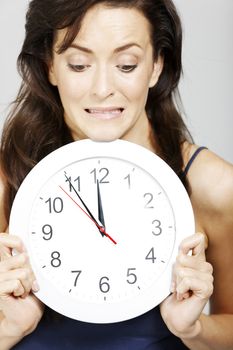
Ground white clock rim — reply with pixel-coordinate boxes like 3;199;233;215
9;139;195;323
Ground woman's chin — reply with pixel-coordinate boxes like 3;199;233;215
86;131;122;143
89;135;119;143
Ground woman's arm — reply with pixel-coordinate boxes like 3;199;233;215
182;151;233;349
161;148;233;349
0;320;24;350
0;174;44;349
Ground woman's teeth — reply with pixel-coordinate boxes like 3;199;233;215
85;108;124;119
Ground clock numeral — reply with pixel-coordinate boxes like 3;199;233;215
124;174;131;189
45;197;63;214
152;219;162;236
66;175;81;192
50;251;61;267
144;193;154;209
124;168;135;189
126;268;137;284
71;270;82;287
145;247;157;263
99;276;110;293
90;167;110;184
42;224;53;240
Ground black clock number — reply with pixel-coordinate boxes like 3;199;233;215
71;270;82;287
74;176;81;191
126;268;137;284
144;193;154;209
124;168;135;189
42;224;53;240
99;276;110;293
66;175;81;192
45;197;63;214
152;219;162;236
145;247;156;263
90;168;110;184
50;251;61;267
124;174;131;189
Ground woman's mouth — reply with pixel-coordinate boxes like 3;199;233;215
85;107;124;120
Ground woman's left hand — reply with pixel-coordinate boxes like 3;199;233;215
160;232;214;339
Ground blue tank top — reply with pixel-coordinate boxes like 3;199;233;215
13;307;188;349
13;148;207;349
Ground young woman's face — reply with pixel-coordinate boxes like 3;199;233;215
49;5;163;144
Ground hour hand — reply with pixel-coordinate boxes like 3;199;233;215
97;180;105;230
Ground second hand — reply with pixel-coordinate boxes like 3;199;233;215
59;185;117;245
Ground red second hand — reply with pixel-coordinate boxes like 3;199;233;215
59;186;117;245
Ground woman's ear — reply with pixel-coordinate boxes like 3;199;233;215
149;56;164;88
48;63;58;86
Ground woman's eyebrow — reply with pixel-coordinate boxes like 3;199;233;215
114;43;143;53
69;43;92;53
68;42;143;53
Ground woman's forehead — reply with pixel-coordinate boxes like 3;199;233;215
55;5;152;52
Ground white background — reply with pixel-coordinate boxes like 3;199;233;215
0;0;232;163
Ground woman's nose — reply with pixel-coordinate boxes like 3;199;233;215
91;65;115;99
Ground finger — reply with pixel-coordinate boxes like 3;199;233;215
179;232;208;259
0;253;29;273
0;234;26;260
175;266;214;286
171;269;213;298
0;279;25;299
0;267;35;296
176;275;213;301
31;280;40;293
176;254;213;274
171;260;213;295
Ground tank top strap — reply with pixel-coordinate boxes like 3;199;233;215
183;146;207;176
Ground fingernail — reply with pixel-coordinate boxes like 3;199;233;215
32;280;40;292
170;281;176;293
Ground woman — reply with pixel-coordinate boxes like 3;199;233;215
0;0;232;349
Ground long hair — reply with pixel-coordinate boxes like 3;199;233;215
0;0;192;222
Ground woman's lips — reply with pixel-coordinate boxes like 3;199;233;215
85;108;124;120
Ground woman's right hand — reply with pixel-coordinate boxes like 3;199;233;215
0;233;44;339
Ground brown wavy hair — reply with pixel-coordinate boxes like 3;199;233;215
0;0;192;222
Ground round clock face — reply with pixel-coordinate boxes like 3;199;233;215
9;139;194;323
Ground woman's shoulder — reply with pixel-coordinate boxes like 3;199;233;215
183;142;233;231
183;144;233;313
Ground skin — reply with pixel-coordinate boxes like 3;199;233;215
0;4;233;349
48;6;163;148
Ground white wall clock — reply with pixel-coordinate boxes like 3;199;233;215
9;139;194;323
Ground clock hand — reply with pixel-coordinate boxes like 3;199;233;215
64;173;104;237
59;185;117;244
97;180;106;229
60;176;117;245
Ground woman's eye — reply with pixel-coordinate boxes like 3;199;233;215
117;65;137;73
67;63;90;72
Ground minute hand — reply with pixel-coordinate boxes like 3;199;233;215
64;173;104;236
59;184;117;244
